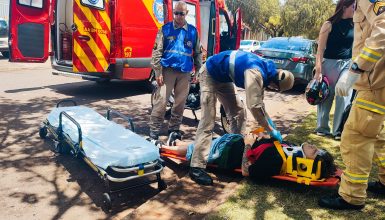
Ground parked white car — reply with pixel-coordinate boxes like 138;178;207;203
0;18;9;58
239;40;260;53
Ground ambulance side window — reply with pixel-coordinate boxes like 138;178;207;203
219;11;229;37
18;0;43;9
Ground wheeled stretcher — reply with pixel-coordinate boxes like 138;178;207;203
39;100;166;211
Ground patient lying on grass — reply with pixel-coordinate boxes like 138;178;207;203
157;132;337;179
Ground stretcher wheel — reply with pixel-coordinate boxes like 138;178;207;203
102;193;112;212
39;126;48;139
158;180;167;192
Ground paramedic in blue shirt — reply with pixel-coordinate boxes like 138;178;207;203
149;1;202;140
189;50;295;185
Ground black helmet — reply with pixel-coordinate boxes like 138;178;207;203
305;76;330;105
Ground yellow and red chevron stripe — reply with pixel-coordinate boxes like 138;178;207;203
73;0;111;73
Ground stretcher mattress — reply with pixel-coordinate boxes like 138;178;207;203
47;106;159;169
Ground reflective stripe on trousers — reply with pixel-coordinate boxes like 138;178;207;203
338;88;385;205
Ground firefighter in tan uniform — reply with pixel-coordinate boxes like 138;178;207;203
149;1;202;140
319;0;385;210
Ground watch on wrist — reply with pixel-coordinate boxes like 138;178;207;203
351;62;364;73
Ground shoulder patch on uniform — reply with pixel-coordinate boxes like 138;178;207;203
373;1;385;15
153;43;157;50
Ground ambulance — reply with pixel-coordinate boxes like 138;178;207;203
8;0;241;86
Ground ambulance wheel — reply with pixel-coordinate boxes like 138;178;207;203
102;193;112;212
158;180;167;192
39;126;48;139
96;78;111;84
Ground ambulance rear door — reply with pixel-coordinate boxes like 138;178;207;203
72;0;111;73
8;0;52;62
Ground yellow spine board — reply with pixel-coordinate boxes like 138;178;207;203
286;156;323;184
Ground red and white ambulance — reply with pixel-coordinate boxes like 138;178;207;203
8;0;241;85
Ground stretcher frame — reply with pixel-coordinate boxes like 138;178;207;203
39;100;166;211
160;152;341;187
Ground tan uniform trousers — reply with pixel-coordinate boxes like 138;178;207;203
149;68;190;135
339;88;385;205
191;64;260;168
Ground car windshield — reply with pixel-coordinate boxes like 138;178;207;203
241;41;253;46
0;20;8;37
261;38;310;52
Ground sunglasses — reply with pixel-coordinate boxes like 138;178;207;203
174;11;186;16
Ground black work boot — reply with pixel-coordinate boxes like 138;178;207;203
318;195;364;210
368;181;385;195
189;167;213;186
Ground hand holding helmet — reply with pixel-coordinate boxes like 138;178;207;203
305;76;330;105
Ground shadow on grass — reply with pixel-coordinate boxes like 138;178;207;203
207;111;385;220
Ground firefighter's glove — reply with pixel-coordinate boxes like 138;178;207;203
267;118;277;130
335;71;359;97
269;129;283;143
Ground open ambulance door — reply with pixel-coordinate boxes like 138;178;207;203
72;0;111;73
231;8;242;50
8;0;52;62
217;7;241;52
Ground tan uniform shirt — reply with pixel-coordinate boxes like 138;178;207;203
353;0;385;90
151;21;202;77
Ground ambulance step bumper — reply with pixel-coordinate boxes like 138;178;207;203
52;71;103;81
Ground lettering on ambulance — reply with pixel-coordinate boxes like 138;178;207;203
73;0;111;73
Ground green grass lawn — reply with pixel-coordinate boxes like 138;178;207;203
208;112;385;220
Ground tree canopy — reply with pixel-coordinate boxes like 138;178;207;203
226;0;336;39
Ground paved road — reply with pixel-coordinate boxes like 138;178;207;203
0;58;314;219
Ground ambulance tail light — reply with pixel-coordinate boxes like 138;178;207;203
290;57;309;63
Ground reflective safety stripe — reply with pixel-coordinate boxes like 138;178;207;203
344;171;369;183
274;141;287;175
164;50;192;57
229;50;237;81
375;157;385;167
359;47;382;63
356;98;385;115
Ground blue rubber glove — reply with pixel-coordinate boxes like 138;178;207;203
267;118;277;130
270;129;283;143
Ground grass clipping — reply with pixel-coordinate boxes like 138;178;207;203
207;112;384;220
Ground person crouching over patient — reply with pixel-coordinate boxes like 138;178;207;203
157;132;337;181
189;50;295;185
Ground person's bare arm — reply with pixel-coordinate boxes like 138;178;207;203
314;21;332;81
241;133;256;176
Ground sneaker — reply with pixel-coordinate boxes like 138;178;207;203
368;181;385;195
334;135;341;140
167;129;182;140
316;132;327;136
149;131;159;140
167;131;181;146
146;138;164;148
189;167;213;186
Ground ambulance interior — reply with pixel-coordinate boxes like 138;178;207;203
55;0;74;66
199;1;234;59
